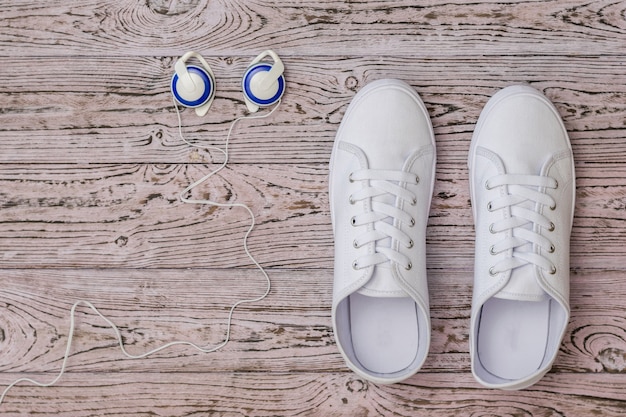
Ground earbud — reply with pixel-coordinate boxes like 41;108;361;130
171;51;216;117
242;50;285;113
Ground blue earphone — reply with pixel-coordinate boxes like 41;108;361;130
171;51;216;117
241;50;286;113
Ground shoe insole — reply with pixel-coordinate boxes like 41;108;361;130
349;293;419;374
478;297;551;380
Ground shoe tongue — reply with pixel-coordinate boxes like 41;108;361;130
494;264;548;302
357;263;409;298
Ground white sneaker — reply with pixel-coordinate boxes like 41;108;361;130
329;79;435;384
468;85;575;390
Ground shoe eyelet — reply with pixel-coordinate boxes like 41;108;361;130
405;262;412;271
407;239;414;249
548;222;555;232
548;244;555;253
554;180;558;189
550;203;556;211
349;196;355;205
352;261;359;270
409;218;415;227
349;173;354;183
489;224;496;234
411;197;417;206
549;265;557;275
489;245;497;255
485;181;492;190
351;216;357;226
353;239;359;248
489;267;498;276
487;202;493;212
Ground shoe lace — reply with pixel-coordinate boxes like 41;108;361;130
485;174;558;276
349;169;419;271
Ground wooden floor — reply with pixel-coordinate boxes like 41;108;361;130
0;0;625;415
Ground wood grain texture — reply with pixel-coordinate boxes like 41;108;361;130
0;0;625;56
1;163;626;271
1;372;626;417
0;269;624;377
1;0;625;415
1;56;625;164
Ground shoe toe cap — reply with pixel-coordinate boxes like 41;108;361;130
337;79;435;170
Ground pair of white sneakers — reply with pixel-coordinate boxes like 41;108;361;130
329;79;575;390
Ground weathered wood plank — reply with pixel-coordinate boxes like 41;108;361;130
0;163;331;269
0;269;623;376
1;163;625;270
0;372;624;416
0;0;624;57
1;56;625;164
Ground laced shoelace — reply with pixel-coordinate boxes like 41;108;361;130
349;169;419;271
485;173;558;276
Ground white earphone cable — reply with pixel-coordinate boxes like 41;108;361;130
0;100;277;407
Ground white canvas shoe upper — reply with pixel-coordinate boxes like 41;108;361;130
330;79;435;384
468;85;575;390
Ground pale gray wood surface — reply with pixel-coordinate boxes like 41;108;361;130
1;0;625;415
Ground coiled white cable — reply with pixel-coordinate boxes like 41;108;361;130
0;100;276;406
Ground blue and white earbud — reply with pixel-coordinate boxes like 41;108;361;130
242;50;285;113
171;51;216;117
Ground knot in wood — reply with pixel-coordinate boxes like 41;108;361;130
344;76;359;91
146;0;200;16
598;347;626;373
346;377;368;393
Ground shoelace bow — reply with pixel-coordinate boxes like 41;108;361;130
349;169;419;271
486;173;558;276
